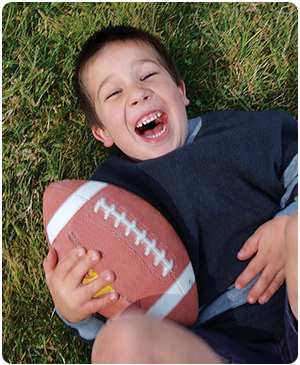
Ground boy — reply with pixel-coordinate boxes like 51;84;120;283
43;26;298;363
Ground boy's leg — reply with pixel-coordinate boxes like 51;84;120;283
91;312;225;364
285;211;298;320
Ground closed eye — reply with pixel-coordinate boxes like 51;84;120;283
106;90;120;100
141;72;157;81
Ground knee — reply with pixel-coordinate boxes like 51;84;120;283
91;314;146;363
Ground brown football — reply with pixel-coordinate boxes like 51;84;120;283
43;180;198;326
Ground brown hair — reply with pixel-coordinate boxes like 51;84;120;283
75;25;182;128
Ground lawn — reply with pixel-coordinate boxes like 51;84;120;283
2;2;297;364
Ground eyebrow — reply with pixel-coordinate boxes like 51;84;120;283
97;58;161;98
136;58;161;66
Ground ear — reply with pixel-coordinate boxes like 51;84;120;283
178;81;190;107
92;126;114;148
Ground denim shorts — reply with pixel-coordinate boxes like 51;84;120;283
190;296;298;364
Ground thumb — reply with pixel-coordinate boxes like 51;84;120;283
43;248;58;275
237;233;259;261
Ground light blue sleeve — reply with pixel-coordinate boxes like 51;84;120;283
55;307;105;344
275;154;298;217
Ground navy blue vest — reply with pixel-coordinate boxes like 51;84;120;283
91;110;297;341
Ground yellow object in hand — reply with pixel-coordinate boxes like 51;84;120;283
82;269;115;298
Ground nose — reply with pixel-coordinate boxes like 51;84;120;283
128;86;151;106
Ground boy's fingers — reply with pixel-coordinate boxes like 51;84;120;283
237;235;259;261
53;247;87;283
69;250;102;284
246;267;284;304
81;291;119;316
246;271;273;304
257;269;285;305
235;254;265;290
81;270;116;298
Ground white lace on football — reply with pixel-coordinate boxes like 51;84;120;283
94;198;174;277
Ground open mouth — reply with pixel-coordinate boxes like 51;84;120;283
135;111;167;139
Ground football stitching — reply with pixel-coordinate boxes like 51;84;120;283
94;198;174;277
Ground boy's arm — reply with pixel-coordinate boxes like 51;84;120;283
235;151;298;304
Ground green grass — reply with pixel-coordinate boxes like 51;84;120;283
2;2;297;364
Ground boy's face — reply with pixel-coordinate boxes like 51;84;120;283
85;40;190;161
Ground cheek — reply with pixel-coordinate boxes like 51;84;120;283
106;103;124;122
98;107;121;130
166;87;187;109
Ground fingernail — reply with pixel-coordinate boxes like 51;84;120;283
103;271;113;282
238;249;244;258
248;297;256;304
77;247;85;257
259;296;267;304
235;283;242;290
90;251;99;261
110;292;118;302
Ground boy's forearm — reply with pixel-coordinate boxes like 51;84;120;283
55;307;105;345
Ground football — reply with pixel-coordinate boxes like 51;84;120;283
43;180;198;326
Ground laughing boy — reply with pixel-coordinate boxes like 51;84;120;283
43;26;297;363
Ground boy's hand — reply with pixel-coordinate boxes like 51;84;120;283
235;215;289;305
43;247;119;323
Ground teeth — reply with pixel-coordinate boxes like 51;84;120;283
143;123;167;139
136;112;162;129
